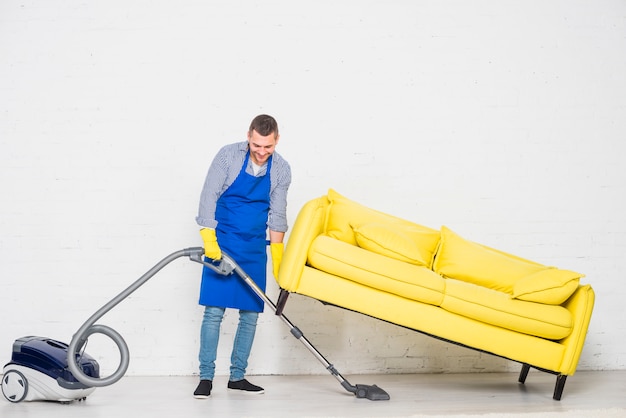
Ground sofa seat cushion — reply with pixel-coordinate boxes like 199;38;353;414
307;235;445;306
442;278;573;340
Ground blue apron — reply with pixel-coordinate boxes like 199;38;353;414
198;152;271;312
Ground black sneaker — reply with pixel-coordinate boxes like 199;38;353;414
193;380;212;399
227;378;264;394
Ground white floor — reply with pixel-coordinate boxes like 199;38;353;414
1;370;625;417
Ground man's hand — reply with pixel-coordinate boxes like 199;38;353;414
200;228;222;260
270;242;283;278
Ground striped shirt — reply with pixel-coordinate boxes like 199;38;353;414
196;141;292;232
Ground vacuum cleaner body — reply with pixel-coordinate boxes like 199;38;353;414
2;336;99;403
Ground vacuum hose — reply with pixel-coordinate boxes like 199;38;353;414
67;247;205;388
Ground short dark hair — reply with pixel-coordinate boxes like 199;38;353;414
249;114;279;137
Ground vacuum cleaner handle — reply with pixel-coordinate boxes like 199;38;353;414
188;251;237;276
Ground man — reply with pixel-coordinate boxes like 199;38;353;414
193;114;291;398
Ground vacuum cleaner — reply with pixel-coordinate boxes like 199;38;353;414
2;247;389;403
1;336;99;403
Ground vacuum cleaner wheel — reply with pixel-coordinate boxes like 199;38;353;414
2;369;29;403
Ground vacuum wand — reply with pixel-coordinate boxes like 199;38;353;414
191;252;390;401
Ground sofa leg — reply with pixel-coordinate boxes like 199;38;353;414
518;363;531;384
553;374;567;401
275;289;290;316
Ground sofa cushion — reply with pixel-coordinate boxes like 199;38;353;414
352;222;440;268
433;226;547;293
442;278;573;340
307;235;445;306
324;189;436;246
512;269;582;304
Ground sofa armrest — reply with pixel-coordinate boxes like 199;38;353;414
277;196;329;291
558;284;595;375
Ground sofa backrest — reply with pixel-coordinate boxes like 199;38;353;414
281;189;584;307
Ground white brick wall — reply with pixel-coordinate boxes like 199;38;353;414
1;1;625;378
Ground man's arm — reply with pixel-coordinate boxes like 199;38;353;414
267;154;292;233
196;146;231;228
269;230;285;244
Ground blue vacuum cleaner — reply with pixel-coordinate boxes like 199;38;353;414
1;336;99;403
2;247;389;403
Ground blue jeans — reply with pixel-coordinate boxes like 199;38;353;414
198;306;259;381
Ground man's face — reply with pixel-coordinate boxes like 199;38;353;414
247;129;279;165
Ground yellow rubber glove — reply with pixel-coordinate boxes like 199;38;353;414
270;242;283;278
200;228;221;260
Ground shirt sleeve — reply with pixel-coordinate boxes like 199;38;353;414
196;145;231;229
268;153;292;233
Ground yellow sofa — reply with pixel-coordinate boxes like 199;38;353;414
275;189;595;400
